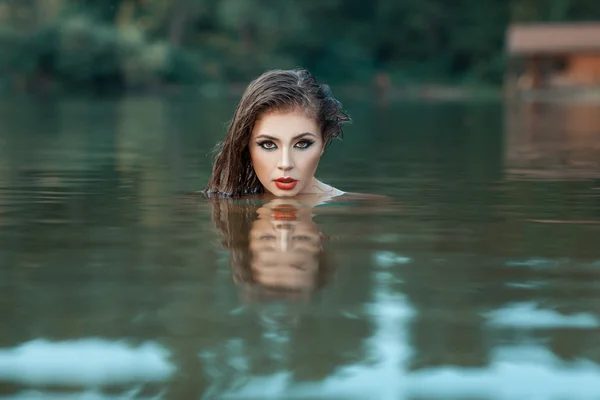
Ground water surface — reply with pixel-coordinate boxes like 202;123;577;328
1;96;600;399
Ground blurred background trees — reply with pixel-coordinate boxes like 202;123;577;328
0;0;599;94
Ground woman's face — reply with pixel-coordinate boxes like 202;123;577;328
249;109;324;197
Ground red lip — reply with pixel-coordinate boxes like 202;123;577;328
274;177;298;191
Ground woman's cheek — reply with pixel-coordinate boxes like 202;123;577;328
251;150;273;173
300;149;322;172
250;152;266;183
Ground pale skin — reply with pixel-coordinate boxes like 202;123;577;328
249;109;344;198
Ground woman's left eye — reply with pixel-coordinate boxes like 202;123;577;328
294;140;314;149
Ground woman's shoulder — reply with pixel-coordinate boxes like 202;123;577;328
330;191;392;204
308;191;398;215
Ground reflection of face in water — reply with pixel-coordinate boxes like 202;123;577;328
210;197;331;301
249;201;323;292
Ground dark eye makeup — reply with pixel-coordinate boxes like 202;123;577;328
256;139;315;150
295;140;314;149
257;140;277;150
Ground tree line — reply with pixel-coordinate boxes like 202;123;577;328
1;0;599;94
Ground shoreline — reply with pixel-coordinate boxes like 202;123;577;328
4;80;600;104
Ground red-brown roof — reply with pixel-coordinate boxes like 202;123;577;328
507;23;600;55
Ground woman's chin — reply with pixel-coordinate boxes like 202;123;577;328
266;185;300;197
271;190;298;198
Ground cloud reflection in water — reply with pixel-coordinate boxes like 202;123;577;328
0;338;175;387
0;391;161;400
216;273;600;400
485;302;600;329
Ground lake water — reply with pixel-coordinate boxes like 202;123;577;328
1;96;600;399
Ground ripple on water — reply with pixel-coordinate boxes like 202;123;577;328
485;302;600;329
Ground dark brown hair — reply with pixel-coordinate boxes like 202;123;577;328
204;68;351;197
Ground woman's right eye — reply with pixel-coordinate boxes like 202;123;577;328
258;141;277;150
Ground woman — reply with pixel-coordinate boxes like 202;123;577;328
204;68;351;199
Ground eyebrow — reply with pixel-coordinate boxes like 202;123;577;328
254;132;317;141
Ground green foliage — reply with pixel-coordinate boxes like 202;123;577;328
2;0;600;93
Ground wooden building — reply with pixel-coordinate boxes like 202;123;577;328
506;23;600;93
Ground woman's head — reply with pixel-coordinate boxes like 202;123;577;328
204;69;350;197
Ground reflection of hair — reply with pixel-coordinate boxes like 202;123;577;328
204;68;351;197
210;199;333;300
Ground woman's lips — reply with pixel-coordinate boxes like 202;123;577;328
274;178;298;191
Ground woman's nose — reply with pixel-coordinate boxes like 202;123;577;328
277;149;294;171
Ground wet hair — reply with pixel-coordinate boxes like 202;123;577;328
204;68;351;197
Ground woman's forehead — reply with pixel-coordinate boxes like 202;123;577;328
252;109;319;137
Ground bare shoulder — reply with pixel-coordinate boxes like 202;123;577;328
310;191;398;215
331;191;393;204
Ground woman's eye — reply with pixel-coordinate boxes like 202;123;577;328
294;140;314;149
258;141;277;150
